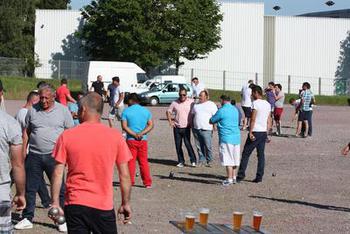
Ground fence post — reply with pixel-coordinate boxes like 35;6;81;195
58;60;61;79
318;77;321;96
255;73;258;85
288;75;291;94
190;68;194;79
223;70;226;91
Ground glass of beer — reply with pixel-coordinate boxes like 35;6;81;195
185;213;195;231
232;211;244;231
199;208;210;226
253;211;263;231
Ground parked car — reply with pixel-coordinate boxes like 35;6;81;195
135;75;187;94
139;83;193;106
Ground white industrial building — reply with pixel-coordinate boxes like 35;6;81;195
34;2;350;95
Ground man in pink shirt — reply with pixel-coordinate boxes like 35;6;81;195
56;79;76;106
166;88;196;167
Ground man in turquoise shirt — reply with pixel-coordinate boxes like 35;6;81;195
210;95;241;186
121;93;154;188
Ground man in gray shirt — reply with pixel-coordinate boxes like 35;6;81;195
15;84;74;232
0;110;26;233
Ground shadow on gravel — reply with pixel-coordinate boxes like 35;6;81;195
249;196;350;213
112;181;144;188
154;175;219;185
178;172;226;180
149;158;178;166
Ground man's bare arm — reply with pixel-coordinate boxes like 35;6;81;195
117;162;132;223
116;93;125;107
22;128;29;159
11;144;26;210
267;114;272;131
249;110;257;136
51;163;65;207
140;120;154;136
66;94;76;103
121;120;137;138
166;111;175;127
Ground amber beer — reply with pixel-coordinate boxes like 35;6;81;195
185;214;195;231
253;212;263;231
232;212;243;231
199;208;210;225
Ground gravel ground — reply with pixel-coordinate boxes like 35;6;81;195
4;100;350;234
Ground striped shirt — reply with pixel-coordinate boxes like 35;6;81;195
301;90;313;111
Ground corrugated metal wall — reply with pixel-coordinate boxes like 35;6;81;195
179;2;265;91
274;16;350;95
35;10;84;78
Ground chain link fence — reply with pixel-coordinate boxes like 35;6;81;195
0;56;349;96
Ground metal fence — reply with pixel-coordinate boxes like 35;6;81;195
0;57;26;77
0;56;349;96
179;68;350;96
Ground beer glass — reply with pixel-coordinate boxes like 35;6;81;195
253;211;263;231
232;211;244;231
185;213;195;231
199;208;210;226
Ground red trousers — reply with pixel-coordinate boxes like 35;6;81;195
126;140;152;187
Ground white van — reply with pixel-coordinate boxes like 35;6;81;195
136;75;187;93
84;61;148;93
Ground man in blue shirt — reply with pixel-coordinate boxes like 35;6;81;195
68;92;84;126
121;93;154;188
210;95;241;186
296;82;314;138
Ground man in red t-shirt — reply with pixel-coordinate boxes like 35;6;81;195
56;79;76;106
51;92;132;233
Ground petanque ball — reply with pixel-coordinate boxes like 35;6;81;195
272;172;276;177
136;172;140;177
48;207;59;217
56;216;66;225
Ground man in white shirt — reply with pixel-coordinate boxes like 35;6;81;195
192;90;217;167
241;80;254;130
191;77;206;100
237;85;272;183
108;76;125;128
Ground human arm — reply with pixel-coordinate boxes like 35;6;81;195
209;109;221;125
50;163;65;218
66;91;76;103
117;162;132;224
137;120;153;140
121;120;138;139
22;128;29;159
166;103;176;128
249;110;257;140
115;91;125;108
11;144;26;211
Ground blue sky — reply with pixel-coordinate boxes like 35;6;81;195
70;0;350;16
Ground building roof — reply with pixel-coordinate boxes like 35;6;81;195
299;9;350;19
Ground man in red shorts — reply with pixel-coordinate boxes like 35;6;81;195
51;92;132;233
273;84;285;135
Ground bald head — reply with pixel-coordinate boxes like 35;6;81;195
79;92;104;115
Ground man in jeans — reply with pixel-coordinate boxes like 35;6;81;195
237;85;272;183
0;110;26;233
192;90;217;167
51;93;132;233
167;88;196;167
122;93;154;188
15;84;74;232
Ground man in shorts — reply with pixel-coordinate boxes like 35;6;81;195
296;82;314;138
108;77;125;128
273;84;285;135
210;95;241;186
51;92;132;233
237;85;272;183
241;80;254;130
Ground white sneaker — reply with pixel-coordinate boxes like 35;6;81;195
58;222;67;232
191;162;197;167
176;163;184;168
14;218;33;230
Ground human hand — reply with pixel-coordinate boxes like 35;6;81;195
249;133;256;141
48;204;64;223
341;145;350;156
135;133;143;140
169;121;175;128
117;204;132;224
12;195;26;211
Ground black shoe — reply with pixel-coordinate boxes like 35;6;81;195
252;178;262;183
236;177;244;183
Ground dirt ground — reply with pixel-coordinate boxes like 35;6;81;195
5;100;350;234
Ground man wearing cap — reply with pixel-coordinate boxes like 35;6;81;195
210;95;241;186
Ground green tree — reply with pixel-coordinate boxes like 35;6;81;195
335;31;350;95
35;0;71;9
79;0;223;72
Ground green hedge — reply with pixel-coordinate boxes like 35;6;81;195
0;76;82;100
208;89;350;106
